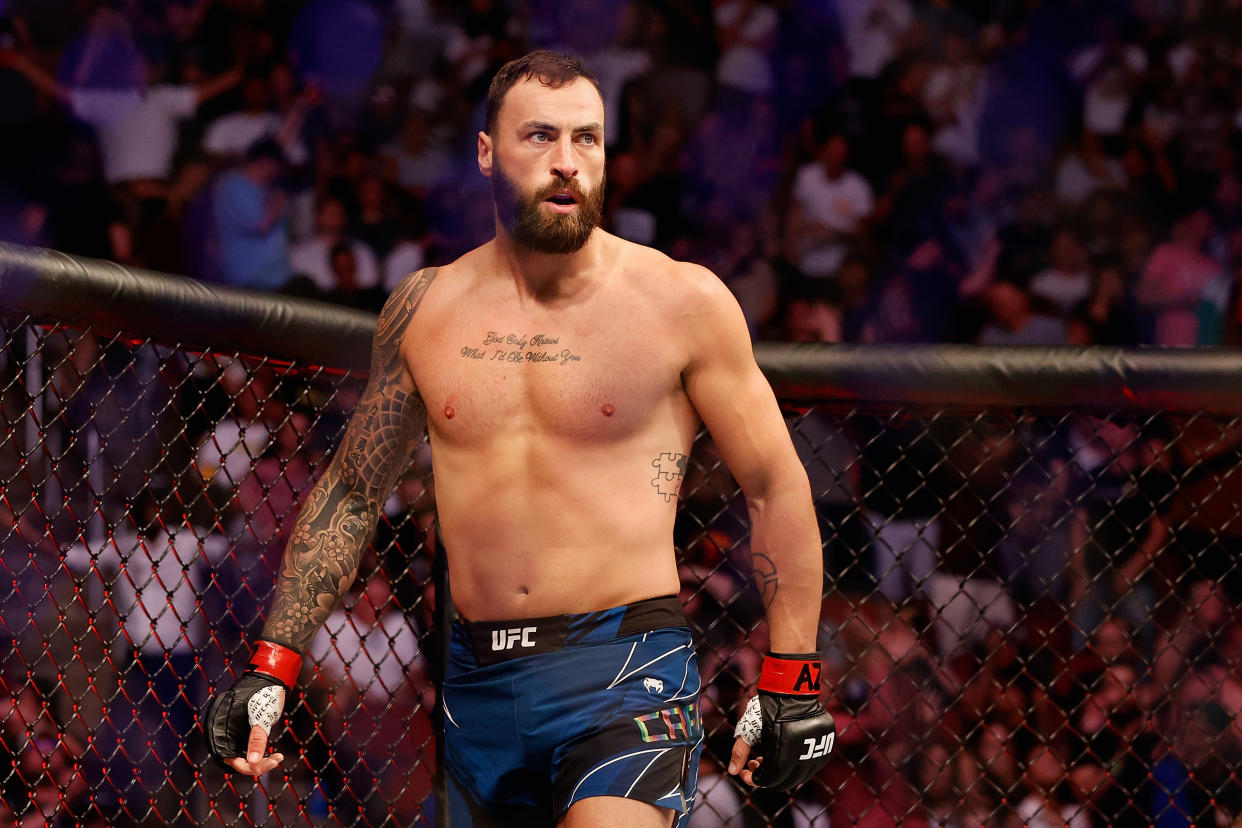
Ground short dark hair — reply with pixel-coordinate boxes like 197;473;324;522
484;50;600;135
245;137;284;164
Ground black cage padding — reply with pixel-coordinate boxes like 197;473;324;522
0;242;375;370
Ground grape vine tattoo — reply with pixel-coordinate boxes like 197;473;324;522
262;268;436;652
752;552;779;610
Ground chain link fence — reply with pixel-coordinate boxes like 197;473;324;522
3;247;1242;826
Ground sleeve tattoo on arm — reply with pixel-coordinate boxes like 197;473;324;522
263;268;437;651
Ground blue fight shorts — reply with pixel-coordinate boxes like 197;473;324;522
443;595;704;827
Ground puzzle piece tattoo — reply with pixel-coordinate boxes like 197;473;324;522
651;452;688;502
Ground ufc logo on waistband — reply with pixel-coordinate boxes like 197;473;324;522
799;734;834;761
491;627;537;651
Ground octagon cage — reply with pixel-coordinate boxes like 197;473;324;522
2;243;1242;827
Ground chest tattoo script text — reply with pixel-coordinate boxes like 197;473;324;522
460;331;582;366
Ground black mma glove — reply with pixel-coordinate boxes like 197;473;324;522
732;652;835;790
205;640;302;769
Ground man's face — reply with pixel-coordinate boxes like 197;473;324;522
821;136;849;173
479;76;606;254
316;198;347;237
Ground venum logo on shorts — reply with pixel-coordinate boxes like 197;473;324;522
643;678;664;694
634;703;701;743
490;626;537;651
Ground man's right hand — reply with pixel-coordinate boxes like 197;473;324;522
204;641;301;776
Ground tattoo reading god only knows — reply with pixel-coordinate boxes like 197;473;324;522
461;331;582;366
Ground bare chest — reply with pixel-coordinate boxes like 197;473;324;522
410;303;685;444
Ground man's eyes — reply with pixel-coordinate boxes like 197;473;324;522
528;132;599;145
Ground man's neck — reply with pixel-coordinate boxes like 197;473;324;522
491;224;606;302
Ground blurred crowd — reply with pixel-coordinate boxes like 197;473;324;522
1;0;1242;350
4;0;1242;825
679;408;1242;826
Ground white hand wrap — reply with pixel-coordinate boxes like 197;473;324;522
734;695;763;746
247;685;286;736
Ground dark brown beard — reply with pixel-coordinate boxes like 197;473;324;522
493;162;605;254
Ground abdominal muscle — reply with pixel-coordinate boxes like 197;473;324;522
430;436;687;621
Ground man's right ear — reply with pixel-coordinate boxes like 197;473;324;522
478;131;493;178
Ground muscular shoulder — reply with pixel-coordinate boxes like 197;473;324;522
611;236;735;317
376;267;440;376
382;267;441;332
610;237;748;363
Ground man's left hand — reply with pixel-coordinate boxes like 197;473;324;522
729;653;835;790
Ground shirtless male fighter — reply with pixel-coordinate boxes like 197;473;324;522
205;51;834;827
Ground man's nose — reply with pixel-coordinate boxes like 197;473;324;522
550;136;578;179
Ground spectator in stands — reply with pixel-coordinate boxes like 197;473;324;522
1054;136;1123;218
235;411;317;551
1135;208;1223;345
60;486;227;824
858;237;962;343
1063;413;1171;648
317;241;382;310
1069;17;1146;150
1067;656;1158;826
287;0;386;126
195;361;285;499
977;281;1068;345
1175;54;1235;209
383;221;429;293
784;132;874;279
306;562;434;825
961;717;1026;824
838;0;915;81
714;220;780;337
380;107;456;197
1028;227;1093;316
0;681;87;825
211;139;292;291
915;737;963;827
1063;262;1137;345
350;173;403;261
926;418;1019;656
782;290;843;344
2;39;242;214
1017;740;1090;828
289;193;381;296
202;71;311;166
712;0;779;106
855;411;943;604
921;28;985;169
874;121;957;254
1150;670;1242;826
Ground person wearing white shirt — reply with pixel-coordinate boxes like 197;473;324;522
838;0;915;80
306;567;434;824
714;0;780;97
288;194;380;293
307;571;427;707
61;495;229;821
202;73;311;166
1070;21;1147;140
786;134;875;277
383;236;426;292
5;50;242;193
1028;228;1094;315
